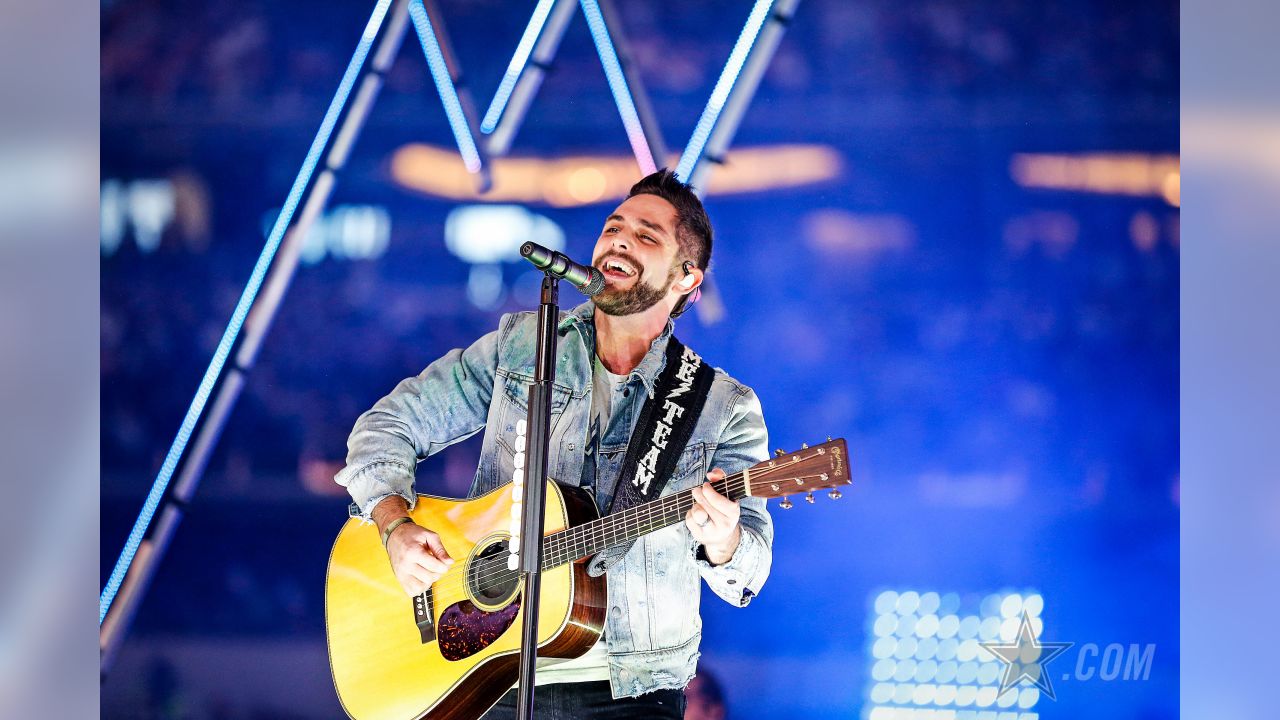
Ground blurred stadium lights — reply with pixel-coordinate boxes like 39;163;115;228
1010;152;1180;207
445;204;566;310
445;204;564;263
803;209;917;260
391;142;841;205
1002;211;1080;258
1129;210;1173;253
259;204;392;264
101;179;176;256
866;588;1045;720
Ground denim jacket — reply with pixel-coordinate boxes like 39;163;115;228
335;301;773;699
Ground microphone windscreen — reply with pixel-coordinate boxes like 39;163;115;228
581;268;605;297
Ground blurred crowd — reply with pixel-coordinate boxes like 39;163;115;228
102;0;1177;114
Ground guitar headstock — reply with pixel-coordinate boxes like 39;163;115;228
746;438;850;509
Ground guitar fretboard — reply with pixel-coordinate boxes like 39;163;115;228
539;472;749;569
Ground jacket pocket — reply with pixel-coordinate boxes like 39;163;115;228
668;441;708;492
643;526;702;650
493;370;571;457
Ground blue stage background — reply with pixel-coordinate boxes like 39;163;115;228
101;1;1178;717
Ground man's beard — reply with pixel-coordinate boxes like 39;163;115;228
592;258;678;317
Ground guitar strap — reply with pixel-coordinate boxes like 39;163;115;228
587;336;715;575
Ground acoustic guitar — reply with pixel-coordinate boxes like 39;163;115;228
325;439;850;719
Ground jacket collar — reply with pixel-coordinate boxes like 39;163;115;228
560;300;674;399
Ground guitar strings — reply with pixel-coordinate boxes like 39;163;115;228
419;465;836;598
400;475;748;599
413;462;838;598
529;458;836;572
534;456;821;566
409;465;839;599
406;475;751;599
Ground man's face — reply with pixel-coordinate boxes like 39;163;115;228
590;193;683;317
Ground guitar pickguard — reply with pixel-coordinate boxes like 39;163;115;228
437;597;521;662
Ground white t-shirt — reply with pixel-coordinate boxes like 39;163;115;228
515;354;627;686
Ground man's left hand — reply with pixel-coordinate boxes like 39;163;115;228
686;468;741;565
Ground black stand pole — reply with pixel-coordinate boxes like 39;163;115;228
514;273;561;719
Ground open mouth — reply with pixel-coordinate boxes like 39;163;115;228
600;257;637;280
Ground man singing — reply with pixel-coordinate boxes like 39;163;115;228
336;170;772;718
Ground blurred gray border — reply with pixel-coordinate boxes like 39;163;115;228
0;0;100;715
1183;1;1280;718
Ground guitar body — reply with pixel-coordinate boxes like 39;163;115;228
325;481;606;720
325;439;852;719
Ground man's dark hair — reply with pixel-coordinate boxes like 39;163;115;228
627;169;713;271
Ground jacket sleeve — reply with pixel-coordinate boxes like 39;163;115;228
334;315;507;520
692;385;772;606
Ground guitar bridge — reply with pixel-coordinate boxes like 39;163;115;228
414;589;436;644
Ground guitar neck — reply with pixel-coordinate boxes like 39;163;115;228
541;472;748;569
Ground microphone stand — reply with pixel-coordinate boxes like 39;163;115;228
514;272;561;720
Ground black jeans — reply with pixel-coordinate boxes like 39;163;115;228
479;681;685;719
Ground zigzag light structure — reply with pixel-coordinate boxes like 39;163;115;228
410;1;484;172
99;0;398;629
578;0;660;174
675;0;778;182
479;0;796;183
99;0;800;670
481;0;560;134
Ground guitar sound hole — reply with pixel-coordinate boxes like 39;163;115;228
467;538;520;607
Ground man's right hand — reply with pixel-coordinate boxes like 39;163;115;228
385;520;454;597
372;495;454;597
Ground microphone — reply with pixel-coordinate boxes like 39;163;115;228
520;242;605;297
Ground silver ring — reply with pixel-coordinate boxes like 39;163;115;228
696;517;711;528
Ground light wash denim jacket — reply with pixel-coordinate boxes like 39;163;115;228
335;301;773;699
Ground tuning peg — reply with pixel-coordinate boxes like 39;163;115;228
801;442;809;449
779;497;793;509
774;449;785;457
805;492;815;504
827;436;832;442
828;489;843;500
